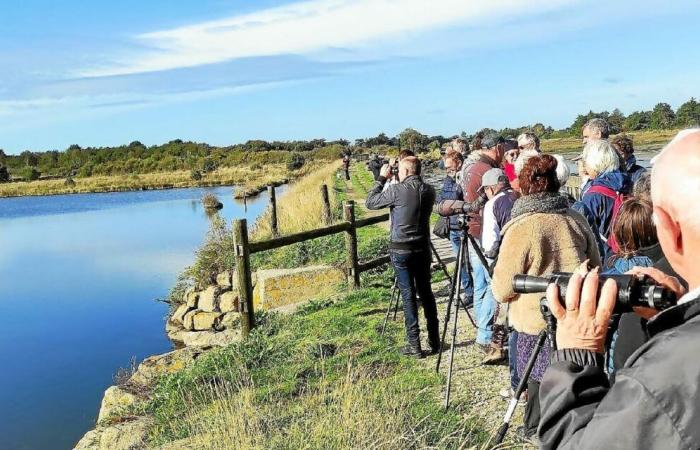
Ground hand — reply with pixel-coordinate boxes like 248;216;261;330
380;164;391;179
546;268;617;353
626;267;687;319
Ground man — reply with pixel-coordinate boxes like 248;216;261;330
438;150;473;304
478;168;519;365
503;139;520;182
461;133;505;350
539;129;700;449
610;134;646;184
451;137;470;160
366;156;439;358
367;154;383;181
575;118;611;191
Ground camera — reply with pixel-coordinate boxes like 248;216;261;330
391;165;399;176
513;272;678;313
455;214;471;229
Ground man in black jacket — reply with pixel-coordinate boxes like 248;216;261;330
538;129;700;449
366;156;439;357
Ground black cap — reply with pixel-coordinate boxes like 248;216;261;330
481;133;505;149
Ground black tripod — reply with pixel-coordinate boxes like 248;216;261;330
492;299;557;445
436;225;490;410
380;240;464;335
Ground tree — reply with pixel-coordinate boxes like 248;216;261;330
398;128;428;152
675;98;700;127
607;109;626;134
20;150;38;167
650;103;675;129
624;111;651;131
0;165;9;183
20;166;40;181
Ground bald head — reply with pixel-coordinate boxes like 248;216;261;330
651;129;700;288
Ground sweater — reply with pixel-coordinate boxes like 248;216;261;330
492;192;601;335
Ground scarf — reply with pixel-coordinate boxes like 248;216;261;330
510;192;570;221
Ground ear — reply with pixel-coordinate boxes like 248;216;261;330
654;205;683;262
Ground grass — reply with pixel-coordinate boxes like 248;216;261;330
540;128;679;153
143;271;485;449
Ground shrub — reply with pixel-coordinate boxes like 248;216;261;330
202;158;219;174
187;213;235;287
20;166;41;181
287;153;306;171
0;166;9;183
64;177;76;187
202;193;223;211
190;169;203;181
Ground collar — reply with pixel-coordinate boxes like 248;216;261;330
478;153;499;168
402;175;421;183
646;294;700;338
509;192;569;221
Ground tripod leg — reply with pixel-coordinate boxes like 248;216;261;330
436;238;463;373
392;283;401;321
381;278;398;335
458;235;477;329
492;329;547;445
444;284;461;410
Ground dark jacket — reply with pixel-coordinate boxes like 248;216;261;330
365;175;435;250
573;170;632;260
461;154;500;237
368;158;383;181
437;174;463;229
625;155;646;185
539;296;700;449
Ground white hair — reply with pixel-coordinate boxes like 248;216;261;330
552;154;571;187
514;149;540;175
516;132;540;150
582;139;619;176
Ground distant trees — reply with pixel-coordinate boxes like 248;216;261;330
398;128;429;152
650;103;676;129
0;165;9;183
20;167;41;181
675;98;700;127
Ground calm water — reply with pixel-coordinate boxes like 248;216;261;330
0;186;278;450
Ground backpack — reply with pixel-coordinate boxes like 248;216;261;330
586;185;628;254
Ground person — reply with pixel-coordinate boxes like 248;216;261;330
438;150;473;304
460;132;505;349
503;139;520;182
451;137;470;160
342;152;351;180
632;170;652;202
517;132;541;152
610;134;646;184
538;129;700;449
365;156;439;358
574;118;611;191
491;154;601;438
573;139;632;261
479;168;519;365
368;154;383;181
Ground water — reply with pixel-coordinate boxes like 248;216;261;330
0;186;279;450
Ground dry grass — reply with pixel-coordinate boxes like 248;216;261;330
0;164;298;198
252;160;343;238
540;128;678;153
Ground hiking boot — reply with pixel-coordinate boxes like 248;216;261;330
481;346;506;365
401;343;425;359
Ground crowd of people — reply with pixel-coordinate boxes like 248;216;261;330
366;119;700;447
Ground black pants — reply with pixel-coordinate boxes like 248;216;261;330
390;249;440;348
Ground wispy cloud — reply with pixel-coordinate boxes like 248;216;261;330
80;0;579;77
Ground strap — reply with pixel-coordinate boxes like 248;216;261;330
587;185;617;198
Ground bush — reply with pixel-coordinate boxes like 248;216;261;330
190;169;203;181
287;153;306;171
186;214;235;287
20;167;41;181
0;166;9;183
202;193;223;211
202;158;219;174
64;177;76;187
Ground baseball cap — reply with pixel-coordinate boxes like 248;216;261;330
481;133;505;149
479;168;508;190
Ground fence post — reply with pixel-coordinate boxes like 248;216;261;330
233;219;256;338
320;184;332;225
268;185;279;237
343;200;360;290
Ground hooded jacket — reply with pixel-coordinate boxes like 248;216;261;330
492;192;601;334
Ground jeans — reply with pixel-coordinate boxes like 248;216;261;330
449;230;473;298
509;330;520;391
467;238;495;344
390;249;440;348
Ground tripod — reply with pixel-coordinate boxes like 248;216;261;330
492;299;557;445
380;240;466;335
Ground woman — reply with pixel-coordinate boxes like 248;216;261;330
492;154;601;438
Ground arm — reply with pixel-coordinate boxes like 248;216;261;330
481;199;499;257
491;222;529;303
365;176;397;210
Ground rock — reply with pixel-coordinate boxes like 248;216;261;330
171;303;191;324
192;311;222;331
219;312;240;330
180;329;240;348
219;291;239;313
253;265;345;310
74;417;153;450
97;386;138;423
165;319;182;336
182;309;198;331
198;286;221;312
128;348;202;388
184;288;199;308
216;271;232;288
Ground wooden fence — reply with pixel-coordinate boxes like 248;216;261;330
233;184;389;337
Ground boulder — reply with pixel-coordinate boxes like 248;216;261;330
253;265;345;310
97;386;138;423
128;348;202;388
219;291;239;313
184;288;199;308
192;311;222;331
219;312;240;330
216;271;232;289
180;329;240;348
182;309;198;331
165;319;181;335
171;303;191;325
74;417;153;450
198;286;221;312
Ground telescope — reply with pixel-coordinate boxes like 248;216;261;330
513;272;678;313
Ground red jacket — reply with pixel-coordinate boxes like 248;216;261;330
461;154;501;238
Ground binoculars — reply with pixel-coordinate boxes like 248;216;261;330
513;272;678;313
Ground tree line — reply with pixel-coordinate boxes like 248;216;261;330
1;97;699;182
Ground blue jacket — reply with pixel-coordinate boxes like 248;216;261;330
437;175;463;228
573;170;632;260
604;254;654;275
625;155;646;185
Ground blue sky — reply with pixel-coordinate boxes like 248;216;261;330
2;0;700;154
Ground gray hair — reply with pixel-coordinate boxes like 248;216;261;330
552;154;571;187
517;132;540;150
514;149;540;175
633;171;652;202
582;139;619;176
583;118;610;139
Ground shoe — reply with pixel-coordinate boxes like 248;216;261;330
401;344;425;359
481;347;506;365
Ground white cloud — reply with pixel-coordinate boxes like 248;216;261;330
81;0;578;77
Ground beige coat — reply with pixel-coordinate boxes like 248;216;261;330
492;196;601;335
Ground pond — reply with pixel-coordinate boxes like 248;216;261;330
0;186;279;450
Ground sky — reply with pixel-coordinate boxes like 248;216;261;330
1;0;700;154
